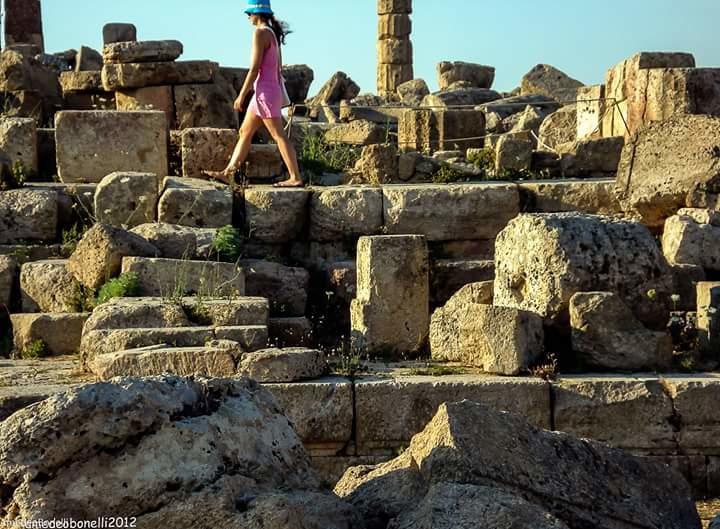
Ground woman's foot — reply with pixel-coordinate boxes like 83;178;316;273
201;169;233;185
273;177;305;188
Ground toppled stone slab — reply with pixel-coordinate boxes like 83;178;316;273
383;184;519;241
617;115;720;228
437;61;495;90
20;260;79;313
238;348;325;383
353;144;398;184
101;60;218;90
244;187;311;243
121;257;245;297
351;236;429;357
521;64;584;103
214;326;268;352
158;176;233;228
282;64;314;103
570;292;673;371
495;134;533;171
494;213;673;331
95;172;159;229
67;223;159;290
10;313;89;356
396;78;428;106
55;111;168;184
310;187;383;242
538;104;577;149
103;40;183;63
430;303;544;375
89;343;238;379
422;87;501;108
0;189;57;244
240;259;309;316
338;400;699;529
663;209;720;271
519;178;623;216
308;71;360;108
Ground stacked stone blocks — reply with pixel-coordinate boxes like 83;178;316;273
377;0;413;96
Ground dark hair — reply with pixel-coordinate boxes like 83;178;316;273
258;14;291;45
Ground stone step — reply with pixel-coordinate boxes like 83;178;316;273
10;312;90;356
81;327;216;356
19;259;78;313
158;176;233;228
130;223;217;260
121;257;245;297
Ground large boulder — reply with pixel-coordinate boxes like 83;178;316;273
520;64;584;103
494;213;673;332
0;376;361;528
437;61;495;90
570;291;673;371
335;401;701;529
616;115;720;229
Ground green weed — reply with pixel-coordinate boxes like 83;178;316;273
21;339;49;359
299;134;360;176
96;273;140;306
431;163;467;184
212;225;244;263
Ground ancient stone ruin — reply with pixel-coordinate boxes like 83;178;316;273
2;0;720;526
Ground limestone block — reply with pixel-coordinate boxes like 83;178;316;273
265;377;353;445
430;303;543;375
494;213;673;331
309;187;383;242
10;313;90;356
55;111;168;184
518;178;623;216
181;128;236;179
130;223;198;259
101;60;218;91
214;326;268;352
353;144;398;184
158;177;233;228
616;115;720;229
421;88;500;108
377;0;412;14
663;211;720;271
89;344;238;380
538;104;577;149
437;61;495;90
121;257;245;297
576;84;606;139
20;260;79;313
309;71;360;106
567;136;625;176
94;172;159;229
81;327;215;357
174;82;237;130
351;235;429;357
238;348;325;383
553;377;676;450
102;23;137;45
430;259;494;306
495;135;533;172
0;189;57;244
239;259;309;316
0;256;17;309
244;187;310;243
115;86;175;128
67;224;159;290
324;120;385;146
354;375;551;450
378;14;411;39
4;0;44;51
103;40;183;64
398;108;486;152
520;64;584;103
59;71;103;93
697;282;720;354
181;297;269;327
377;63;413;94
664;376;720;451
569;292;673;371
382;183;519;241
268;317;314;347
75;46;102;72
396;78;429;107
377;38;412;65
0;117;37;174
81;297;191;333
643;68;720;123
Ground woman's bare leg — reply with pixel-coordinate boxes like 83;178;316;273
202;112;264;184
263;117;304;187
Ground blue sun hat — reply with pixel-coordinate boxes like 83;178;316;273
245;1;274;15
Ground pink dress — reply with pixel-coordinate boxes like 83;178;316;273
247;27;283;119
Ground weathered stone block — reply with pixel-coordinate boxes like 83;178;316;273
214;326;268;352
495;135;533;172
238;348;325;383
115;86;175;128
158;177;233;228
354;375;551;450
103;40;183;64
553;377;676;450
521;64;584;103
519;178;623;216
174;82;236;130
101;60;218;91
4;0;44;51
59;71;103;93
324;120;385;146
353;144;398;184
244;187;310;243
663;211;720;271
397;79;429;107
377;38;412;65
437;61;495;90
102;23;137;45
378;14;411;38
351;235;429;357
182;297;269;327
130;223;199;259
82;297;191;333
577;84;606;139
181;128;235;179
0;190;57;244
81;327;215;357
75;46;102;72
55;111;168;184
377;0;412;14
398;108;486;152
11;313;89;356
309;187;383;242
121;257;245;297
422;88;500;108
697;282;720;354
494;213;673;331
377;63;413;94
282;64;314;104
239;259;309;316
664;376;720;451
67;224;159;290
382;184;519;241
0;117;37;174
95;172;159;229
538;104;577;149
570;291;673;371
20;260;79;313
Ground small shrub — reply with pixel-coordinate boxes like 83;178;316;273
467;147;495;173
21;339;49;359
530;352;558;381
96;273;140;306
70;284;97;313
0;160;27;190
212;225;244;263
61;222;89;256
299;134;360;176
431;163;466;184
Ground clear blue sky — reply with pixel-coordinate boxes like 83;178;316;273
31;0;720;94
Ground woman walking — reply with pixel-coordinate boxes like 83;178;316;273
203;1;304;187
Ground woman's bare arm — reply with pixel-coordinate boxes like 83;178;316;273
235;29;268;111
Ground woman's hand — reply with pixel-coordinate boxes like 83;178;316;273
234;96;246;112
